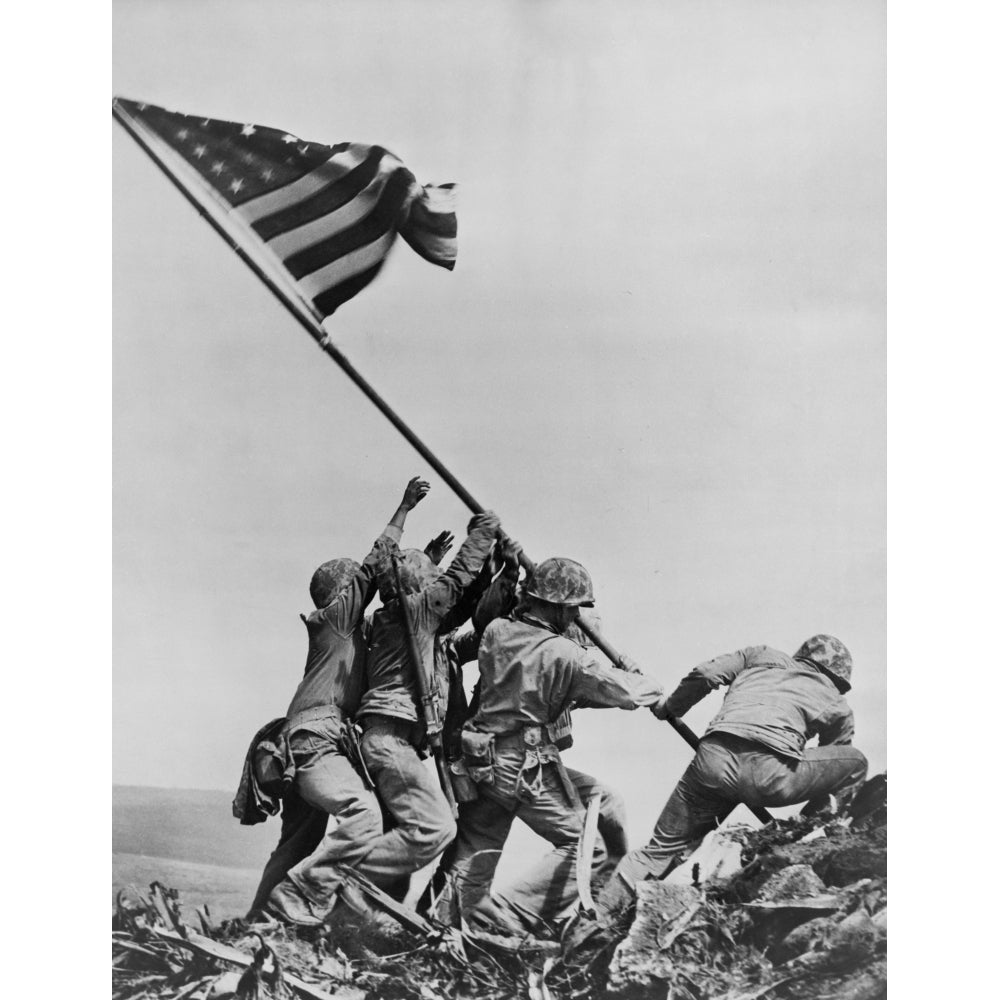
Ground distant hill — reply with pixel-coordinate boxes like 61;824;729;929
113;785;281;920
113;853;261;921
113;785;276;871
113;783;565;919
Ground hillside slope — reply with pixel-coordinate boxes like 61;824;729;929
112;776;887;1000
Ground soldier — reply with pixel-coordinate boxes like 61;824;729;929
346;509;503;903
593;634;869;924
438;558;664;936
547;614;631;874
253;478;431;925
482;613;631;916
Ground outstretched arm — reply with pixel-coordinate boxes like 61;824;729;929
323;478;429;631
653;647;758;720
385;476;430;539
566;656;664;711
419;511;502;626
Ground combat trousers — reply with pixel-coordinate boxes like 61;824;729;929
350;716;457;885
264;718;384;924
440;751;607;935
564;768;629;864
248;790;328;916
612;733;868;892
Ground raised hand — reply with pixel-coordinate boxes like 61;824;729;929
468;510;501;535
497;534;524;577
650;694;673;720
401;476;431;510
424;530;455;565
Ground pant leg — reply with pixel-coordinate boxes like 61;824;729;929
564;767;629;863
740;744;869;812
434;793;516;923
486;762;607;934
267;730;384;920
351;721;457;886
610;738;740;894
247;790;328;916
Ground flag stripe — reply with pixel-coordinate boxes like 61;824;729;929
406;207;457;239
311;261;387;317
245;146;396;241
236;144;383;225
262;158;401;259
115;98;457;318
400;229;457;270
297;230;397;299
282;168;413;279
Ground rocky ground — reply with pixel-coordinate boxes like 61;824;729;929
112;776;886;1000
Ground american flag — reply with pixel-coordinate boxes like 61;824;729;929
113;98;457;319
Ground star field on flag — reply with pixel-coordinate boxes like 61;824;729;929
113;97;457;318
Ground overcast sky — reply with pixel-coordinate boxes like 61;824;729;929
113;0;885;847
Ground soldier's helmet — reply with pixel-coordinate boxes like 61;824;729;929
377;548;443;601
524;557;595;607
794;634;853;693
564;612;602;647
310;558;362;609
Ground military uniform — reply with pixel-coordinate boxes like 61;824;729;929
253;528;400;924
439;612;663;934
350;519;499;888
608;640;868;899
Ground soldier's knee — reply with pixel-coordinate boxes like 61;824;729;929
599;785;627;821
408;814;457;865
846;748;869;782
350;805;385;842
434;815;459;853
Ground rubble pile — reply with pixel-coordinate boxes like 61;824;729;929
112;777;886;1000
603;774;887;1000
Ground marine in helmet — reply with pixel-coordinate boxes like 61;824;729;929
592;634;869;927
342;507;502;909
469;610;633;922
547;612;632;870
435;558;664;936
254;477;432;925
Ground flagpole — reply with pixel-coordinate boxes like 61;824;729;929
114;104;773;821
113;103;485;514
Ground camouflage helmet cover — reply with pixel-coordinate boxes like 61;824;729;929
310;558;362;609
378;548;443;600
525;557;595;607
794;634;853;692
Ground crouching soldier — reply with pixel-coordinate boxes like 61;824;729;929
594;635;869;925
438;558;664;937
250;478;429;925
346;510;503;900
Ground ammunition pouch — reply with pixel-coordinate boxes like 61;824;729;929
494;724;581;807
460;729;496;785
549;709;574;751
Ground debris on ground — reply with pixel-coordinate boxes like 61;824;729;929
112;774;886;999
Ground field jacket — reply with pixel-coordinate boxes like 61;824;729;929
665;644;855;760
